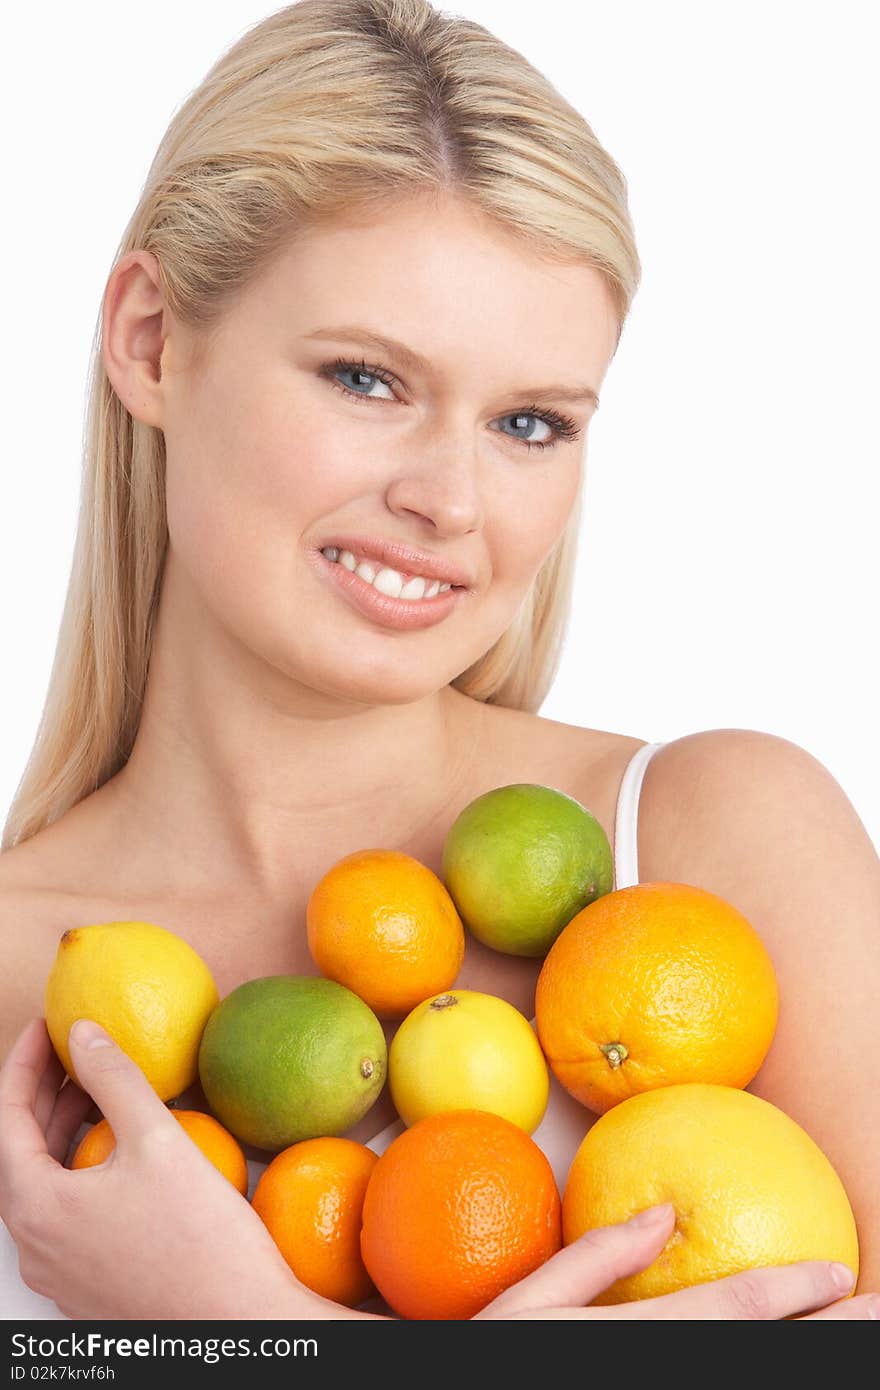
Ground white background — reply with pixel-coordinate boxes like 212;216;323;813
1;1;877;849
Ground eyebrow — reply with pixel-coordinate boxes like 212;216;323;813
303;324;600;408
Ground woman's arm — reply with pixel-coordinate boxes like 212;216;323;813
638;728;880;1292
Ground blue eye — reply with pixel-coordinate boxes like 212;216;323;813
320;357;582;452
329;361;396;399
492;412;554;448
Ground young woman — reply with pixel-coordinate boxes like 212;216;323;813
1;0;877;1321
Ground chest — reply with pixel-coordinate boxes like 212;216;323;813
27;719;632;1153
123;791;571;1156
162;893;542;1155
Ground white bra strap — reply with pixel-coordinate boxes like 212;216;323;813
613;741;667;889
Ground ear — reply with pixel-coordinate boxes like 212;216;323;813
101;249;169;429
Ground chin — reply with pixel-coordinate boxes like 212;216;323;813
306;661;447;708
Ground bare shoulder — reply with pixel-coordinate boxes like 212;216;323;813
636;726;879;907
477;701;649;827
638;734;880;1291
0;842;74;1065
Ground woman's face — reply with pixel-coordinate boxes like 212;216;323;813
158;193;619;705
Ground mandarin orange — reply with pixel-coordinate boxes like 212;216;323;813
306;848;465;1018
70;1110;249;1194
251;1137;378;1307
360;1109;561;1319
535;881;779;1113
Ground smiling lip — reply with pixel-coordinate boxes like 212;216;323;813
313;535;474;588
309;547;466;631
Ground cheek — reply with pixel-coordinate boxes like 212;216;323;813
491;457;582;582
164;369;322;567
463;458;580;658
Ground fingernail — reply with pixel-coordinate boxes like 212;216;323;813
628;1203;674;1228
70;1019;113;1050
830;1262;855;1293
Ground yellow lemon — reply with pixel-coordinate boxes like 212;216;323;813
563;1084;859;1302
44;921;219;1101
388;989;550;1133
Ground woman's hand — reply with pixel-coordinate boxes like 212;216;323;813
477;1204;879;1320
0;1017;365;1321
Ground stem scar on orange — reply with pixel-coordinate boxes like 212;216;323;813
360;1109;562;1320
535;882;779;1113
306;848;465;1019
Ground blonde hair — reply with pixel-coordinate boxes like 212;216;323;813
2;0;640;852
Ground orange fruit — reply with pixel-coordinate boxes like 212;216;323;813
535;882;779;1113
563;1084;859;1303
306;849;465;1018
252;1137;378;1307
69;1110;249;1194
360;1109;561;1319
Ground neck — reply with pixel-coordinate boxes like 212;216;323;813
109;557;486;908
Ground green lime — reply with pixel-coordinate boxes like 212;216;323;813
198;975;387;1151
441;783;613;957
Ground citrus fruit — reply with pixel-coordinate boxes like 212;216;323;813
44;921;219;1101
360;1109;561;1319
441;783;613;957
70;1110;249;1194
388;989;549;1133
563;1083;859;1303
306;848;465;1018
252;1137;378;1307
198;975;387;1151
535;882;778;1112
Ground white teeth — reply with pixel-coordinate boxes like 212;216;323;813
320;547;457;601
374;567;412;599
396;573;426;600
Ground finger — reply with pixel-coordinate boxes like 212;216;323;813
799;1294;880;1321
45;1081;97;1165
66;1020;176;1150
0;1018;54;1170
477;1204;676;1317
610;1260;858;1321
34;1051;68;1135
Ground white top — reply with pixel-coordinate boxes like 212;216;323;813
0;740;667;1320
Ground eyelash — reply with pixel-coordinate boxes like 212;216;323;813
319;356;582;451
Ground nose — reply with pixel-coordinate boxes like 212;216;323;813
384;419;484;538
